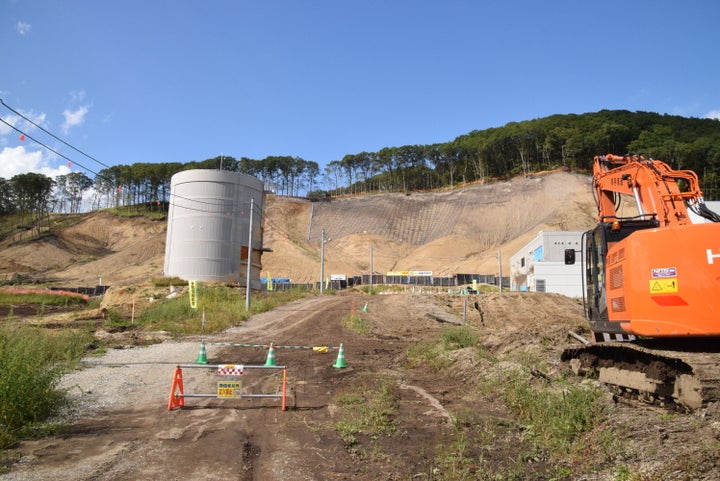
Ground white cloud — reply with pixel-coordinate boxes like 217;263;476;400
0;110;48;141
0;146;70;179
0;116;18;137
705;110;720;120
0;146;44;178
16;21;31;35
60;105;89;134
69;90;86;102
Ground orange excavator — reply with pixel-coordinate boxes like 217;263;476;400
562;154;720;409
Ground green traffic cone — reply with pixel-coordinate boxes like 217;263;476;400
333;343;347;369
362;302;369;313
195;340;208;364
264;343;277;366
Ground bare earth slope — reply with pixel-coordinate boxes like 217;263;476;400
0;171;596;286
260;171;597;283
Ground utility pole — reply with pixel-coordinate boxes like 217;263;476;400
369;242;374;288
497;249;503;293
320;229;326;294
245;198;254;310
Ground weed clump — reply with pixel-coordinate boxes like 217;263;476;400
0;325;90;450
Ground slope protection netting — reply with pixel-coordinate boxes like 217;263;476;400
308;192;468;245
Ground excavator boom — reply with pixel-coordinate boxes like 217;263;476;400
592;153;704;227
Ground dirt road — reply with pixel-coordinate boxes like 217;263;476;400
2;292;720;480
1;293;463;480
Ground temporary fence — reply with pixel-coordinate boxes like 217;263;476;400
257;274;511;291
171;341;348;411
167;363;288;411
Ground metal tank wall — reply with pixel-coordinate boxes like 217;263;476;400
164;170;265;288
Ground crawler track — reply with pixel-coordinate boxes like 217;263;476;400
562;340;720;410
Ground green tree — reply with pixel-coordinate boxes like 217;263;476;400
10;172;55;234
57;172;93;213
0;178;15;215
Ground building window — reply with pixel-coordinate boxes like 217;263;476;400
521;257;525;268
536;279;546;292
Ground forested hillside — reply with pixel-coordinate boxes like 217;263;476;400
1;110;719;224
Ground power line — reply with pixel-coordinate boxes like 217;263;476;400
0;117;99;177
0;99;112;169
167;193;263;215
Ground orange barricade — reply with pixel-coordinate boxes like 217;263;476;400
167;363;288;411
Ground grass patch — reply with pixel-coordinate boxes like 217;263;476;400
0;290;88;307
406;322;616;480
503;369;607;457
341;313;371;334
150;276;186;287
332;378;400;456
106;205;167;220
404;341;453;371
360;285;406;295
0;324;92;450
135;285;309;336
440;326;478;350
405;326;481;372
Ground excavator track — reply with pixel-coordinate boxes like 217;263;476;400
562;340;720;411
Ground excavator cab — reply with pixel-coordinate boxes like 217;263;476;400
582;217;659;336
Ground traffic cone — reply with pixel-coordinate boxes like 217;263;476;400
265;342;277;366
362;302;369;313
333;343;347;369
195;340;208;364
167;367;185;410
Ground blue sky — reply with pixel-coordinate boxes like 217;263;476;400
1;0;719;185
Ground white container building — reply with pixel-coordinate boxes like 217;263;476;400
510;230;584;298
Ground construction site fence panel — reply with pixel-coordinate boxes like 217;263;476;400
168;363;288;411
261;275;510;291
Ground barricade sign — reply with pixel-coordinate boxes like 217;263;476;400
168;363;288;411
218;380;242;398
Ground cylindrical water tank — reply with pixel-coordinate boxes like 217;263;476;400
164;170;265;288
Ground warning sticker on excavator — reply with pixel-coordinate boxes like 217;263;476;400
650;278;678;294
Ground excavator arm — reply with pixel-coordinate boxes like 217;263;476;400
592;154;708;227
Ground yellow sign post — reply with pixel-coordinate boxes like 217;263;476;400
189;280;198;308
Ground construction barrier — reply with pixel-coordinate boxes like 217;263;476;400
167;363;288;411
208;341;338;352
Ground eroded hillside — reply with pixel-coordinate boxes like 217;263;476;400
0;171;596;286
262;171;597;282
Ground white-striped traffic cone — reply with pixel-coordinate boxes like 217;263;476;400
265;343;277;366
195;340;208;364
333;343;347;369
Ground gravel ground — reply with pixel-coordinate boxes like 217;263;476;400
59;339;201;420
